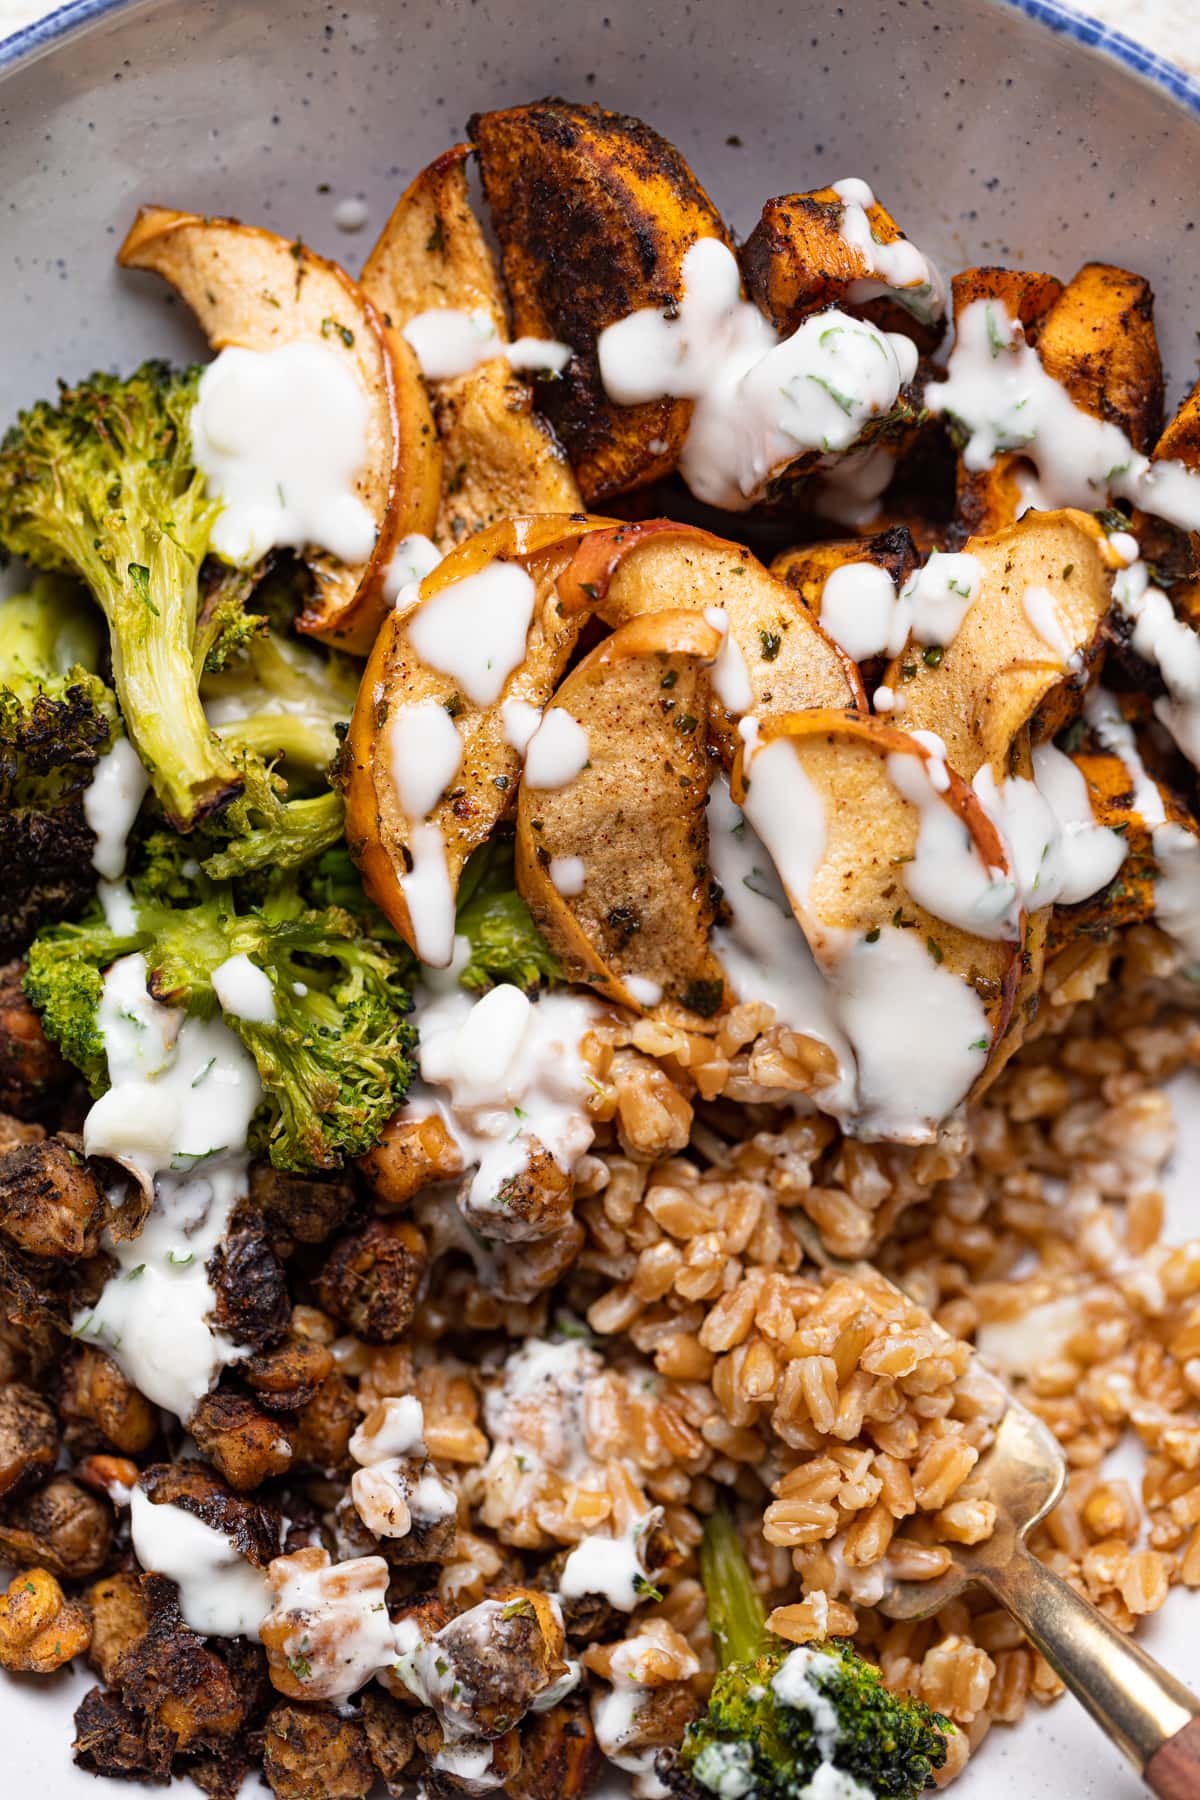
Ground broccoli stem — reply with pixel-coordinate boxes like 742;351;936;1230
701;1505;769;1669
95;530;240;826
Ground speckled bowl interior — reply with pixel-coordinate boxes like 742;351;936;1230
1;1;1199;1793
2;0;1200;425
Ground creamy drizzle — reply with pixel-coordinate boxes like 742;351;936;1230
83;737;149;882
402;307;572;381
523;707;590;790
818;563;901;662
387;697;463;818
192;342;376;566
597;238;918;510
76;953;263;1420
407;971;599;1214
926;300;1200;532
400;823;456;967
408;561;536;707
831;177;946;325
129;1487;273;1638
704;607;755;712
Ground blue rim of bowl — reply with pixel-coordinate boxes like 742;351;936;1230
1;0;1199;108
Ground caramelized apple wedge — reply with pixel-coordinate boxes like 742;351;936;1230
361;146;581;545
515;610;726;1021
470;99;732;503
557;520;863;761
727;711;1021;1137
118;205;440;651
344;515;614;960
882;510;1115;778
362;143;509;336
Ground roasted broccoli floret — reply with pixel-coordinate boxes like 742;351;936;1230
0;361;244;828
0;575;120;953
675;1509;950;1800
198;751;345;882
456;838;562;993
23;853;416;1172
197;614;362;878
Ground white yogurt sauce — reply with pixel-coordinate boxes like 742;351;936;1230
899;552;983;648
886;747;1019;940
819;552;983;664
708;775;989;1140
129;1486;273;1638
597;238;918;510
925;300;1200;532
560;1510;662;1611
384;532;443;607
408;561;537;707
501;697;544;755
98;879;140;935
76;953;263;1421
192;342;376;567
400;822;456;967
408;976;599;1212
84;737;150;882
333;195;369;233
813;442;895;528
265;1550;397;1702
549;855;587;897
348;1393;456;1540
831;177;946;326
212;953;277;1024
1111;556;1200;769
624;974;663;1007
818;563;901;662
771;1646;843;1761
402;307;572;381
704;607;755;713
972;744;1126;912
350;1394;427;1463
1083;687;1200;962
523;707;590;790
387;698;464;819
1022;583;1080;669
739;736;828;912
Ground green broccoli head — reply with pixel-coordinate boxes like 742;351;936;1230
198;751;345;883
23;855;416;1172
456;837;562;993
0;361;242;829
675;1510;950;1800
0;576;120;953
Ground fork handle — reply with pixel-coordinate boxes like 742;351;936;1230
981;1542;1200;1794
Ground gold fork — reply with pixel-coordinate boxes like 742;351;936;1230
792;1226;1200;1794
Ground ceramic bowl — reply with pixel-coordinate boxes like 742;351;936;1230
0;0;1197;1792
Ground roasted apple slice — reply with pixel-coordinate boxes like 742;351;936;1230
515;610;726;1021
882;509;1115;778
728;710;1021;1139
740;183;946;353
470;99;732;503
344;515;614;962
557;520;863;761
118;205;440;651
361;145;581;546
